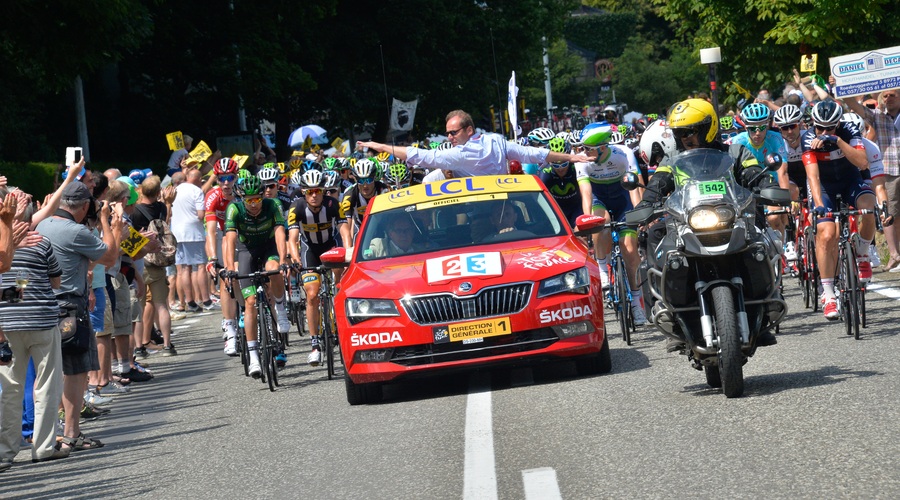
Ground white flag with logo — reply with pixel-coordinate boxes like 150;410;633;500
390;98;418;131
508;71;518;139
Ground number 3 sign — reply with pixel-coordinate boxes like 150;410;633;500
426;252;503;283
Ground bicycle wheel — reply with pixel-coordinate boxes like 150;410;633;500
267;304;281;387
796;231;810;308
238;308;250;377
322;300;336;379
841;243;860;338
258;301;276;391
859;284;867;330
615;257;632;345
805;226;820;311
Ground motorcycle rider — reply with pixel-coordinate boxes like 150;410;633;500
636;98;780;351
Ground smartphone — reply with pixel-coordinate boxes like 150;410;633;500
65;147;83;167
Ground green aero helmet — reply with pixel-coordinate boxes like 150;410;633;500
719;116;734;131
237;169;253;181
580;122;614;148
323;157;338;170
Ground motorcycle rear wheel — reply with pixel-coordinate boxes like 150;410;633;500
712;285;744;398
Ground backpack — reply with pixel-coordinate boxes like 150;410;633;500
136;204;177;267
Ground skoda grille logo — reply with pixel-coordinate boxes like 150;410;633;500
459;282;472;292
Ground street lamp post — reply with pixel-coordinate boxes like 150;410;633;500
700;47;722;114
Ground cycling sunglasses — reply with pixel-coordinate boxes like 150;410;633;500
304;188;323;196
720;132;738;142
746;125;768;133
326;189;339;196
243;196;263;205
779;123;799;131
815;124;837;132
550;162;570;169
264;183;277;190
357;177;376;185
217;174;236;183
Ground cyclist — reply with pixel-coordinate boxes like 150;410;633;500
524;127;555;174
576;121;647;325
637;98;779;350
774;104;806;262
638;119;677;183
538;137;583;228
205;158;241;355
287;169;351;366
729;103;790;241
383;162;412;191
340;158;389;241
257;163;286;210
801;100;874;319
222;176;291;377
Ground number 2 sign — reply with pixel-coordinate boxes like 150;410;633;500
426;252;503;283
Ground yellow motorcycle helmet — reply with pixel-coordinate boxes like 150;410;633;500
667;98;719;146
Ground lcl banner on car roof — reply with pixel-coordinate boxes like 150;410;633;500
831;45;900;98
372;175;544;214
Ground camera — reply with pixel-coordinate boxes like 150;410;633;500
0;341;12;363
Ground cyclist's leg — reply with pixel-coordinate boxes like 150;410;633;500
852;183;877;281
237;248;261;345
815;189;839;314
218;231;239;350
262;253;291;335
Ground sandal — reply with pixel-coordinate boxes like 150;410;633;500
112;375;131;386
60;432;104;451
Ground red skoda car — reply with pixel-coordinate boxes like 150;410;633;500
323;175;609;404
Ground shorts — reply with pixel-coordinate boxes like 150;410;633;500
176;241;206;266
61;296;99;375
300;239;337;269
90;287;107;335
144;264;169;304
817;180;874;223
590;184;633;222
787;162;808;200
165;265;177;277
884;174;900;218
236;240;279;296
107;273;134;337
557;203;581;229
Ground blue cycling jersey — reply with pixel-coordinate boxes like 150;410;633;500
727;130;788;164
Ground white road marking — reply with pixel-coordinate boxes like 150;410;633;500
464;373;497;500
183;319;198;325
522;468;563;500
867;281;900;300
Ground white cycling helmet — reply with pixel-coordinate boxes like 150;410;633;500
610;131;625;144
289;170;303;189
257;166;279;183
323;170;341;189
300;169;325;189
639;120;677;167
773;104;803;126
555;131;571;143
527;127;555;144
841;112;865;133
353;158;377;179
567;129;583;147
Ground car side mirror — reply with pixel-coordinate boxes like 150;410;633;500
321;247;350;268
573;214;607;237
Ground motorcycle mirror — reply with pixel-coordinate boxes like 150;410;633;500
620;172;642;191
764;153;782;171
573;214;607;237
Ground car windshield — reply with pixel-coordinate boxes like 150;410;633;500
357;190;566;261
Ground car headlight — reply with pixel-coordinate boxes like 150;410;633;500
346;299;400;324
688;206;735;231
538;266;590;298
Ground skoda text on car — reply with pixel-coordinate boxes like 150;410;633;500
322;175;610;405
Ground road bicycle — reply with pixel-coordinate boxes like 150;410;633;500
226;269;284;391
814;197;881;340
603;220;636;345
298;265;341;379
220;271;250;377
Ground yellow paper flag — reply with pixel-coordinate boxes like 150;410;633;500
166;131;184;151
301;136;313;151
311;144;321;153
331;137;344;150
188;140;213;164
277;162;286;172
291;150;304;157
800;54;818;73
120;226;149;258
731;81;753;99
232;154;249;169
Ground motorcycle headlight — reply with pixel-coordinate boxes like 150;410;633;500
346;298;400;324
538;267;590;297
688;206;735;231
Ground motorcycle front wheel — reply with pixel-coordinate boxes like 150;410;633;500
712;285;744;398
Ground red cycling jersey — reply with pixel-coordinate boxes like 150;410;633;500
205;187;232;231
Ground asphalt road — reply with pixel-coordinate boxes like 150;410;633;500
3;270;900;499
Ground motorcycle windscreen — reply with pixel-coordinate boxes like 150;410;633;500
665;149;754;217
